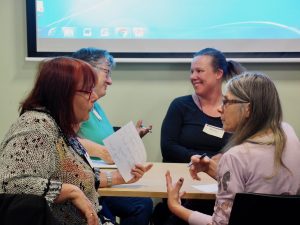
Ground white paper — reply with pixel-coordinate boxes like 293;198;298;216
192;184;218;193
103;121;147;182
90;158;117;169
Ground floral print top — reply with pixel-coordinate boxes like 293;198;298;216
0;110;101;225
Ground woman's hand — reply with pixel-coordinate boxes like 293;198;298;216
54;184;99;225
189;153;222;180
104;163;153;186
94;147;114;164
127;163;153;183
189;155;210;180
135;120;152;138
78;138;114;164
165;171;195;222
165;170;186;212
69;189;99;225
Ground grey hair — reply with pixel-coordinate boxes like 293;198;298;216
223;71;288;178
72;47;116;68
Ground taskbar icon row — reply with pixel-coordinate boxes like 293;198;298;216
40;26;147;39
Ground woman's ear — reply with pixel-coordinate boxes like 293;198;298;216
244;103;251;118
216;69;223;80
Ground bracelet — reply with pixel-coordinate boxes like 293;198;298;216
105;171;113;187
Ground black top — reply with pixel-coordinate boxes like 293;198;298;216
161;95;231;163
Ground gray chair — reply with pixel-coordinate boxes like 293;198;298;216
228;192;300;225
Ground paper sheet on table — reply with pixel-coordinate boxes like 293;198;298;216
103;121;147;182
90;158;117;169
192;184;218;193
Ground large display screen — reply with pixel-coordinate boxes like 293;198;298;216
26;0;300;62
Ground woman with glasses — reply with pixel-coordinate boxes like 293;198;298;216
166;72;300;225
72;48;116;164
72;47;153;225
0;57;151;225
73;48;152;164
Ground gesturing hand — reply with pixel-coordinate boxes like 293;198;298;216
135;120;152;138
127;163;153;183
165;170;186;210
189;155;210;180
189;153;221;180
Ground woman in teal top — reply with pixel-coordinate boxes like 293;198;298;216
79;102;114;146
73;47;153;225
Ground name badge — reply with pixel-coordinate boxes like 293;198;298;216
83;151;95;169
203;124;224;138
93;109;102;121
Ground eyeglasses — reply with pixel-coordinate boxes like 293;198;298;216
76;89;95;100
222;98;249;107
94;65;112;79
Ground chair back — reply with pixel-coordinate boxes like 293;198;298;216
0;193;61;225
228;192;300;225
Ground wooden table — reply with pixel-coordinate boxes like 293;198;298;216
98;162;217;200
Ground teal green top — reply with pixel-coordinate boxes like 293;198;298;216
78;102;114;145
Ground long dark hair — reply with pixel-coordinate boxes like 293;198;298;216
194;48;246;80
20;57;97;137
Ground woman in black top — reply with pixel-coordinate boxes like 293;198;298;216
161;48;245;163
155;48;246;225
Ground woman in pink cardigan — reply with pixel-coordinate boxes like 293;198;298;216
165;72;300;225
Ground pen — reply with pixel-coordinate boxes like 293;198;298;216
140;125;152;133
187;153;207;167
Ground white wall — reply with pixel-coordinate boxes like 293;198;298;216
0;1;300;162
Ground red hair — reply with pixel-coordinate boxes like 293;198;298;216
20;57;97;137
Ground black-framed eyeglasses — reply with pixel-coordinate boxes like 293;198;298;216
76;89;95;100
94;65;112;79
222;98;249;107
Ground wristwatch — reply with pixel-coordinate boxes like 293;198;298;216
105;171;113;187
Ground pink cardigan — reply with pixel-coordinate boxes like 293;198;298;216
189;122;300;225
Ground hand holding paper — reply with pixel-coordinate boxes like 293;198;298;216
103;121;149;182
126;163;153;184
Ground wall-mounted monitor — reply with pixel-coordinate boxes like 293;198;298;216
26;0;300;62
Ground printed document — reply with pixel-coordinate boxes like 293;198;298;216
103;121;147;182
192;184;218;193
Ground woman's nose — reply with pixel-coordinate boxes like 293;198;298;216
106;76;112;85
190;71;198;80
217;104;223;113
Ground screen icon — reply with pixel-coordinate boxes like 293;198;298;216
36;1;44;12
115;27;130;38
133;27;146;38
83;28;92;37
100;28;110;37
47;27;56;36
62;27;75;37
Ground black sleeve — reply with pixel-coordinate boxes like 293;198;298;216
160;99;200;163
